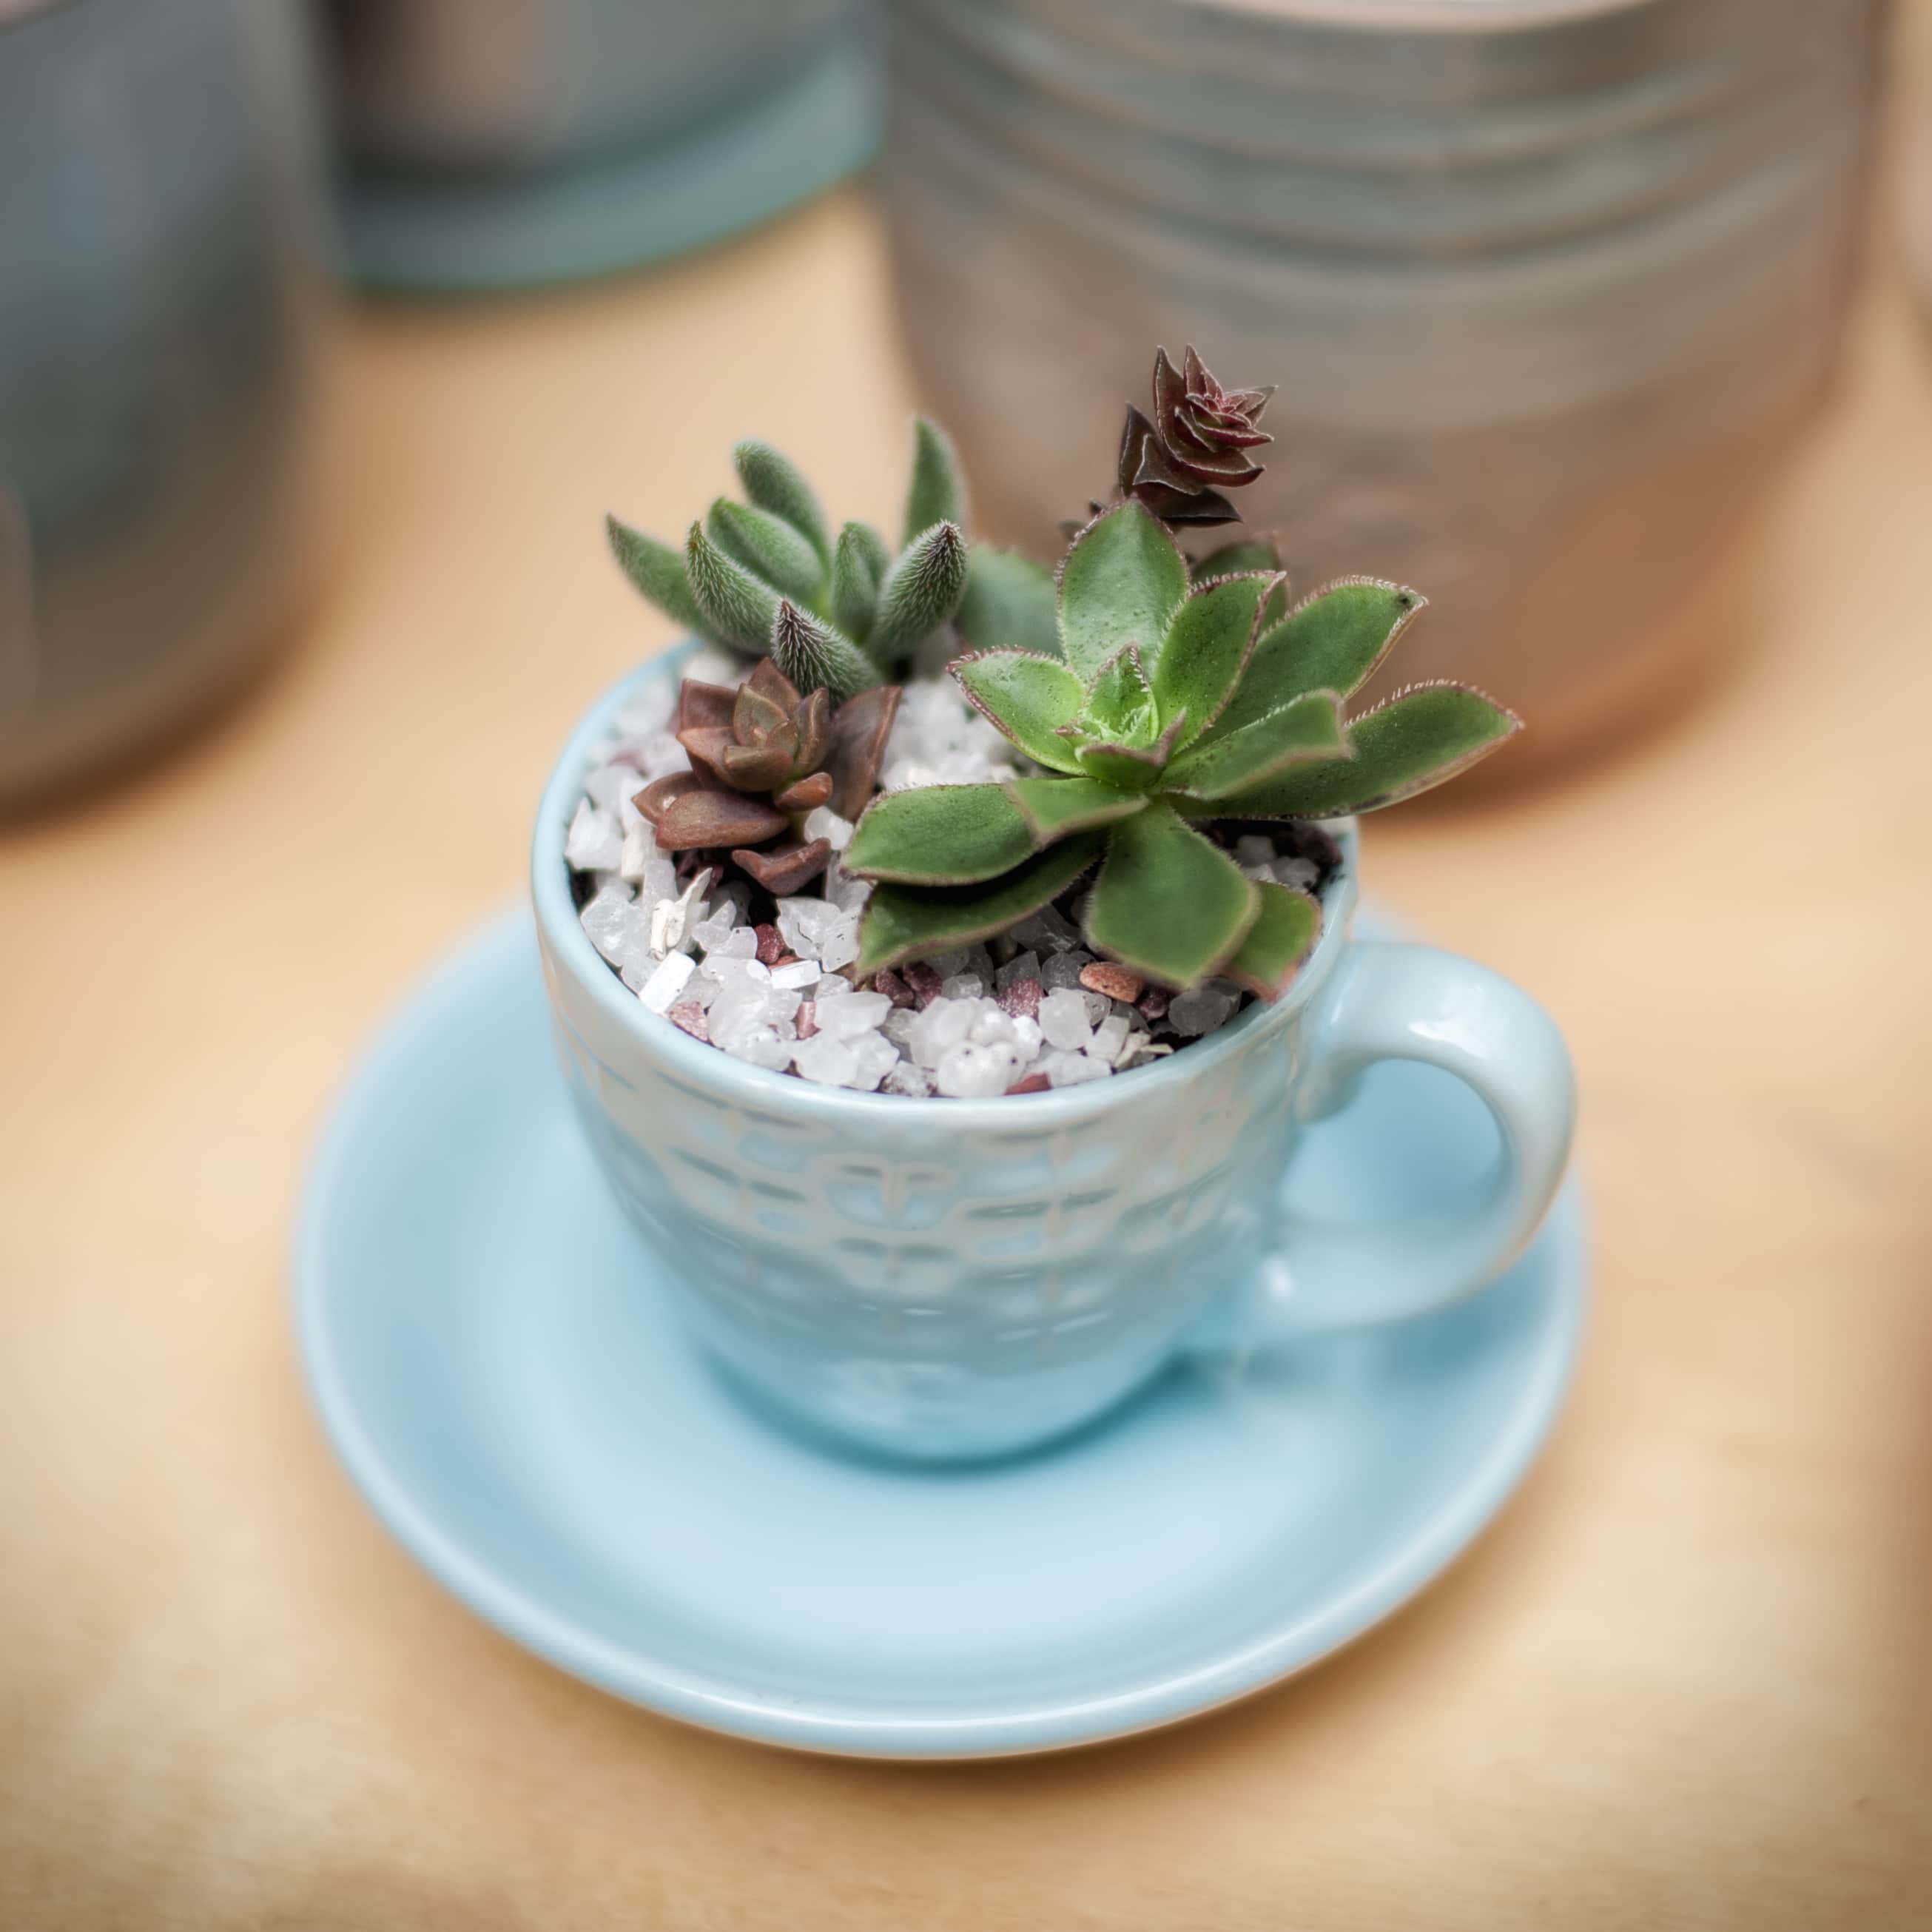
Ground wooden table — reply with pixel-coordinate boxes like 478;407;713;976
7;52;1932;1932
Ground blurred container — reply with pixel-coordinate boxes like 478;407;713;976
883;0;1887;773
324;0;883;290
0;0;339;810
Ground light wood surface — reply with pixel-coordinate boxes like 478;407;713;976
7;44;1932;1932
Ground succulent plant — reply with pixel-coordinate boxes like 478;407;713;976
635;659;899;896
843;500;1518;992
607;422;1015;700
1117;346;1273;528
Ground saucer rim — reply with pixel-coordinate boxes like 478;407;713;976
295;909;1588;1760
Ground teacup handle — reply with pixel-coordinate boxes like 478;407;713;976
1200;940;1576;1344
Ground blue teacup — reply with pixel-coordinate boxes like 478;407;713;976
534;662;1576;1462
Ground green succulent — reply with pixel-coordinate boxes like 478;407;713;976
606;420;1055;701
843;500;1518;992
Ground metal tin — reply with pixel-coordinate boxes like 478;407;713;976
883;0;1885;770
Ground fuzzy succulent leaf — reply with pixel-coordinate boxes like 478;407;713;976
867;519;969;663
1083;802;1259;988
829;520;886;642
1151;572;1282;747
733;440;829;565
1083;644;1160;747
1207;579;1425;744
845;782;1037;886
607;516;704;633
952;651;1086;773
957;547;1060;659
1223;883;1321;1000
1072;712;1186;791
857;837;1102;977
707;497;823;604
903;417;968;546
1191;537;1281;585
769;600;879;701
1164;689;1349;800
685;519;782;654
1057;502;1188;681
1006;775;1147;844
1223;683;1521;818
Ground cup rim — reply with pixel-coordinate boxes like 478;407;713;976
531;652;1360;1127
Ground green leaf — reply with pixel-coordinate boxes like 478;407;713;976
1224;682;1521;818
684;519;782;654
957;548;1060;659
1006;776;1147;844
1151;573;1279;746
844;783;1037;886
1073;712;1185;792
707;497;822;603
770;601;880;701
867;521;969;662
904;417;967;545
829;520;886;643
1057;502;1188;681
1083;644;1159;747
1164;690;1349;800
952;651;1086;773
857;837;1103;977
733;440;829;564
1190;536;1280;585
1083;802;1260;989
1223;884;1322;1000
606;516;704;634
1206;578;1425;743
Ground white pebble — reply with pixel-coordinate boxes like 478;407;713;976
941;973;986;1000
1092;1014;1131;1063
815;991;892;1039
1040;950;1094;991
638;730;688;781
1234;834;1276;868
1043;1049;1111;1088
565;801;623;872
579;883;640;964
1273;855;1321;892
907;997;975;1068
1039;987;1094;1051
638;951;696;1014
775;895;841;961
769;959;819;992
883;1060;935;1097
802;806;855;852
619;822;659;883
935;1041;1021;1098
792;1034;859;1087
1012;1014;1043;1057
847;1032;900;1092
969;1004;1017;1047
583;761;641;810
717;1023;792;1071
816;914;861;973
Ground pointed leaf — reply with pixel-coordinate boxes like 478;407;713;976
1223;884;1322;1000
1073;710;1185;791
706;497;822;603
1083;644;1159;747
607;516;704;633
952;651;1086;773
653;790;790;851
1165;690;1350;799
844;783;1037;886
903;417;967;545
957;547;1060;659
868;520;969;662
769;601;879;701
1151;572;1280;745
857;837;1103;977
1222;683;1521;818
1083;803;1259;989
733;440;829;564
829;519;886;643
1005;776;1147;845
824;684;901;821
1190;537;1280;585
685;519;781;654
1205;579;1426;743
1057;502;1188;681
733;837;832;896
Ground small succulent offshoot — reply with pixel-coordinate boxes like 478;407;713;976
605;420;1058;700
843;489;1519;996
636;659;898;897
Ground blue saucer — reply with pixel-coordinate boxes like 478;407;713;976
295;911;1587;1758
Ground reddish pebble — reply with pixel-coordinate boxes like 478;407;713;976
1138;986;1171;1021
794;1000;818;1039
901;960;943;1007
1079;962;1144;1003
1005;1072;1051;1095
667;1001;710;1043
874;966;916;1009
754;923;787;966
998;976;1043;1020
